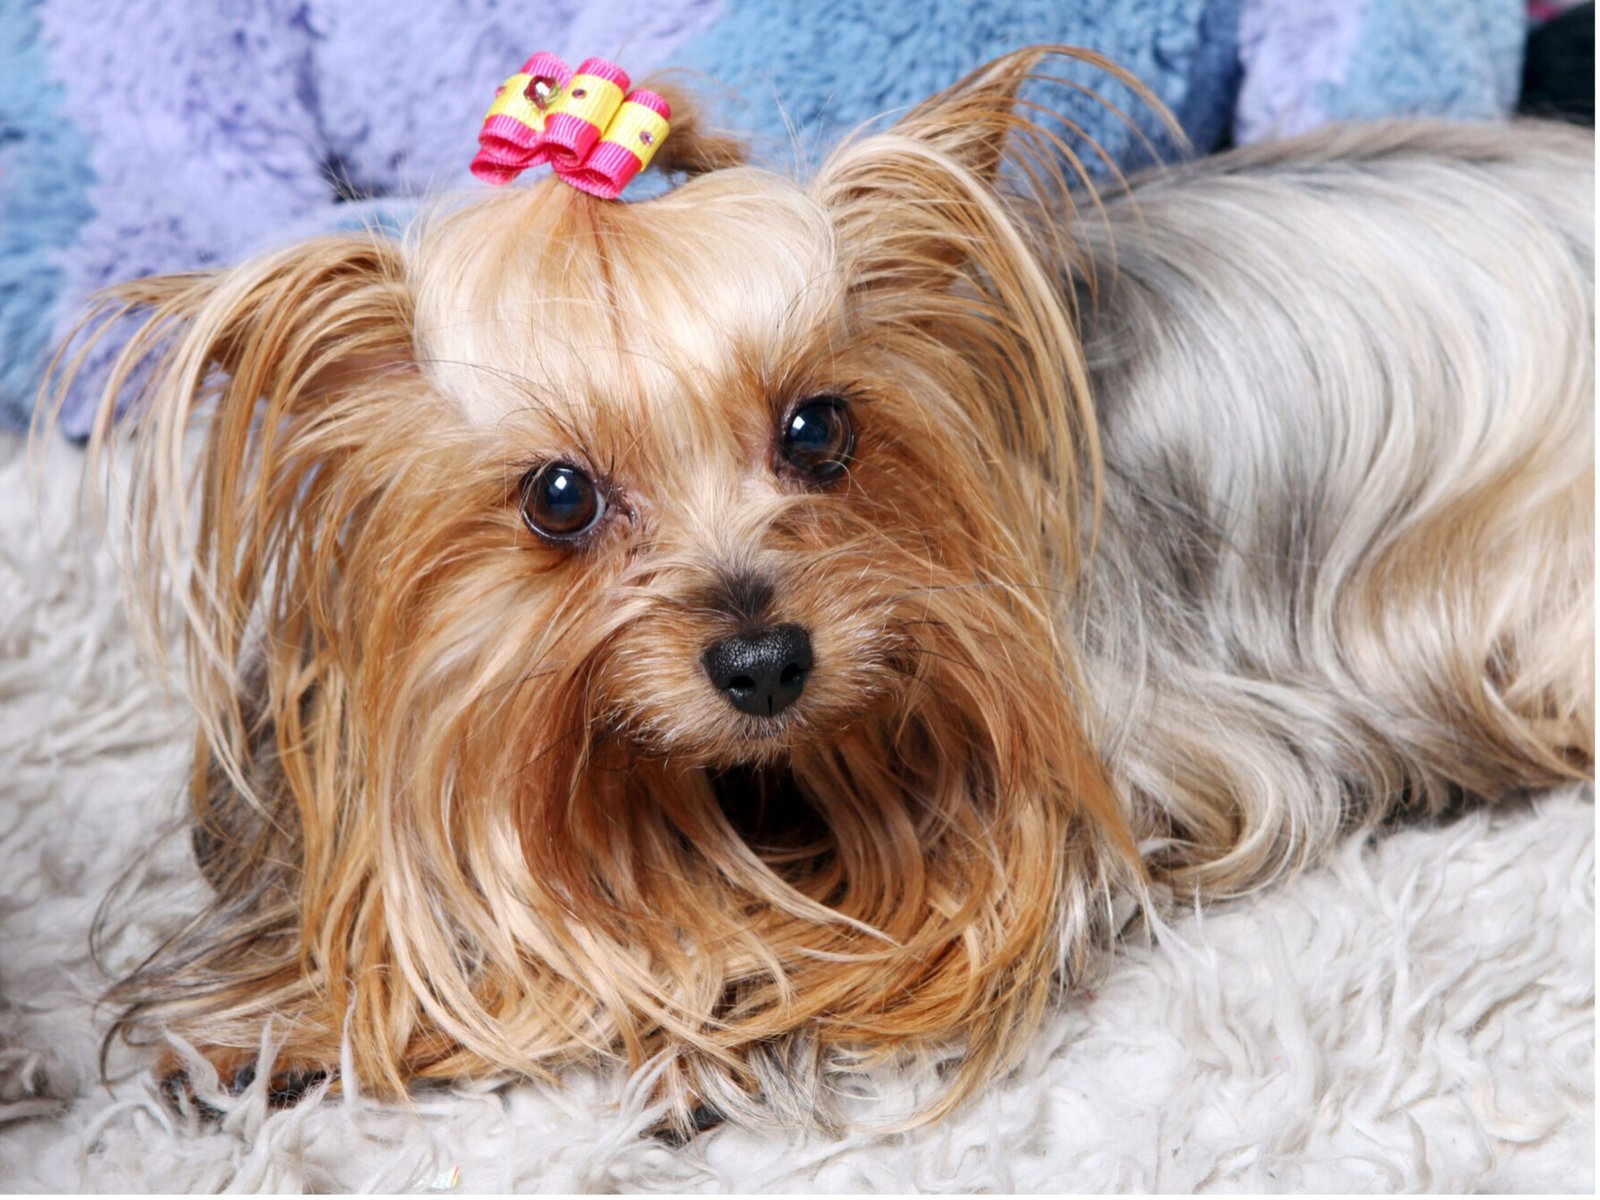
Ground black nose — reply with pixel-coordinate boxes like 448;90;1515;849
702;624;813;718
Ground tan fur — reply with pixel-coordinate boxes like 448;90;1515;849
50;47;1592;1134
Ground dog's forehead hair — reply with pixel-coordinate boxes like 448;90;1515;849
409;171;840;440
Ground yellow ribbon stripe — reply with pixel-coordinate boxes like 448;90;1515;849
551;73;624;131
485;72;548;129
598;101;671;169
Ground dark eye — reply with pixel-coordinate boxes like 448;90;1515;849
779;397;855;482
518;462;605;542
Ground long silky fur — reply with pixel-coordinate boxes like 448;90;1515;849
53;47;1592;1136
1075;120;1594;891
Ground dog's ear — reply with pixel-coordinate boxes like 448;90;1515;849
91;233;414;422
812;45;1172;293
811;50;1032;296
845;47;1039;189
60;234;415;794
809;48;1163;577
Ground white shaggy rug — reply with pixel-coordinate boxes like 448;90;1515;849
0;428;1593;1192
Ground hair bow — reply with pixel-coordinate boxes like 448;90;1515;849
471;53;671;199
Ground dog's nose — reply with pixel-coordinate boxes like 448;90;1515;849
702;624;813;718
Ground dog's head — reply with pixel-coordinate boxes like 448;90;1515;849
74;47;1148;1130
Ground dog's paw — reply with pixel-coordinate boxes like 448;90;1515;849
156;1047;331;1119
645;1102;726;1146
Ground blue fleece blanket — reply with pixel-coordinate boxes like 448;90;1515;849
0;0;1526;436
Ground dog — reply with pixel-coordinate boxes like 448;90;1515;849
59;46;1593;1135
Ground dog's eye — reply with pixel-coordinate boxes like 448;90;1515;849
519;463;605;542
779;398;855;483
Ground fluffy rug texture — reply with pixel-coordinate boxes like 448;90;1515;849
0;0;1530;434
0;429;1592;1191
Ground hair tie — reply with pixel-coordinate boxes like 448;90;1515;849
471;53;670;199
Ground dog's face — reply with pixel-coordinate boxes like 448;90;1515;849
85;50;1140;1129
406;168;1050;774
410;174;898;769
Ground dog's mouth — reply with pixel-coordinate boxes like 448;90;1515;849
709;762;835;881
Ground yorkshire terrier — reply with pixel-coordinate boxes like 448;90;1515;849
58;46;1593;1135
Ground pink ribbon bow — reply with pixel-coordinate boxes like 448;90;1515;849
471;52;671;199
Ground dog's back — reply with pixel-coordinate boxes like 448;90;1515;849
1074;121;1594;893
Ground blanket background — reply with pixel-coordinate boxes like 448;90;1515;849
0;0;1539;434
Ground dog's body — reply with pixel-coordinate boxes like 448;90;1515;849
1078;120;1593;894
68;50;1592;1133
